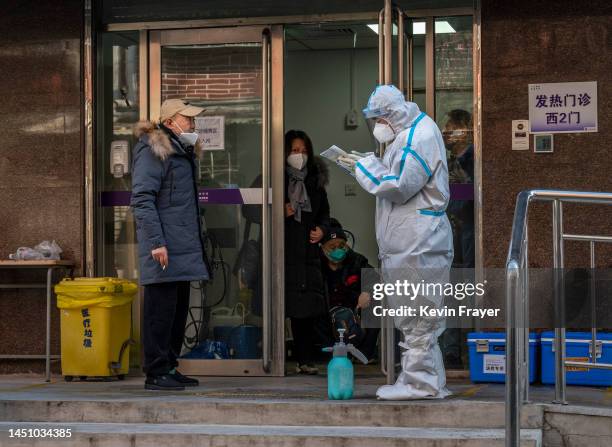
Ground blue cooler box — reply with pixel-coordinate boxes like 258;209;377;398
467;332;538;383
541;331;612;386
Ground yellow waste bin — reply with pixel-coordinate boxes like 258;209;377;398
55;277;137;381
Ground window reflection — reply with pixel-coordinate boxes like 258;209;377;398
97;32;140;280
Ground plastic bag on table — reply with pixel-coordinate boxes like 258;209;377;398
34;240;62;260
9;247;46;260
8;240;63;261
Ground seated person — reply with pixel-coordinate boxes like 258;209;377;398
319;219;380;362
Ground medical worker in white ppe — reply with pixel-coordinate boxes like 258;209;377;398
346;85;454;400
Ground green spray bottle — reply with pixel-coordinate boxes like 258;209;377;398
323;328;368;400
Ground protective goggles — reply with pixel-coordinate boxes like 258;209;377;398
362;105;390;120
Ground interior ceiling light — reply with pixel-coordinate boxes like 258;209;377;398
434;21;456;34
366;24;398;35
412;22;426;35
368;21;456;35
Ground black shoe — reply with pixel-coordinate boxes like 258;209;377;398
145;374;185;391
171;370;199;387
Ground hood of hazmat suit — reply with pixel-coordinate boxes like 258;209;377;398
356;85;454;400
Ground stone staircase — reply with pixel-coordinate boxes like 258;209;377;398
0;398;544;446
1;375;611;447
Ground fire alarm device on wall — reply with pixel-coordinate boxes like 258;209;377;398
110;140;130;178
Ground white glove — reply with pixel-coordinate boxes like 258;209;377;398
337;155;359;172
350;151;374;158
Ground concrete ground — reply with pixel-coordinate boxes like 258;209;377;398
1;367;610;447
0;365;610;407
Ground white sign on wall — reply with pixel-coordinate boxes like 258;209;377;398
512;120;530;150
528;82;597;134
195;116;225;151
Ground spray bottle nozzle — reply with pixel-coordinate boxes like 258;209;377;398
337;328;346;344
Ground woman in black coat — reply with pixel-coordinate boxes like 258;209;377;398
284;130;330;374
242;130;330;374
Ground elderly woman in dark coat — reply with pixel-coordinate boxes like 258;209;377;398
284;130;330;374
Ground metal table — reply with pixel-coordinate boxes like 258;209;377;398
0;260;75;381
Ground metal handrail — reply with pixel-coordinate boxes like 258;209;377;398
505;189;612;447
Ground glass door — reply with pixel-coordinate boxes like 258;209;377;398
148;26;284;376
378;3;475;383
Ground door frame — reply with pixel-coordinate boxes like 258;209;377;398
87;5;481;377
87;1;478;292
143;25;286;376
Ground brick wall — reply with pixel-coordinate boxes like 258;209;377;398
162;47;261;101
481;0;612;268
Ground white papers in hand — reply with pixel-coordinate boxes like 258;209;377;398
320;145;348;162
321;145;355;177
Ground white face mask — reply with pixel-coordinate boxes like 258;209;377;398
173;121;199;147
372;122;395;144
178;132;199;147
287;153;308;170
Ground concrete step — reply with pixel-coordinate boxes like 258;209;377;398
0;422;543;447
542;405;612;447
0;398;544;429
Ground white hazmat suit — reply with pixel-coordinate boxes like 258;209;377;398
355;85;454;400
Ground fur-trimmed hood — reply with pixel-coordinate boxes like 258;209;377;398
134;120;203;160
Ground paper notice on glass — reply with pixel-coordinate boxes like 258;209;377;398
195;116;225;151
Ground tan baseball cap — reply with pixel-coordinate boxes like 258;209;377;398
159;99;204;122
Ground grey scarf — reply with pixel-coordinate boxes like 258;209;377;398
286;166;312;222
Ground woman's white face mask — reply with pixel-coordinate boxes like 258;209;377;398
372;122;396;144
287;153;308;170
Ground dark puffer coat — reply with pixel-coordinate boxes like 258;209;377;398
130;121;209;285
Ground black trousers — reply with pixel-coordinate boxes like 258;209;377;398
143;281;190;376
290;316;317;365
